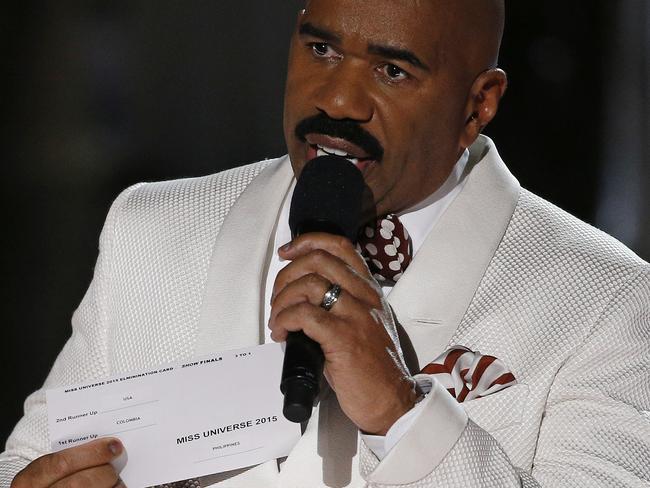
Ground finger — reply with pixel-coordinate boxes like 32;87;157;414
271;291;377;346
271;272;331;321
12;438;122;488
270;301;337;344
271;273;369;322
51;464;120;488
279;233;368;275
272;249;380;308
270;279;364;340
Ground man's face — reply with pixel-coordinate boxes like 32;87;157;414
283;0;474;217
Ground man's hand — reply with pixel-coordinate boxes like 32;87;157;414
11;438;124;488
269;233;418;436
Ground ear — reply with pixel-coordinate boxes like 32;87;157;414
459;68;508;149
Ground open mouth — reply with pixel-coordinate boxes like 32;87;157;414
309;144;376;172
305;134;378;172
317;144;363;165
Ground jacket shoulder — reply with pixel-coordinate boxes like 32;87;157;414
118;159;275;217
515;188;647;272
500;188;649;317
464;187;648;351
102;158;280;239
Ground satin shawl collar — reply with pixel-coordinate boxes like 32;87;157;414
194;156;294;355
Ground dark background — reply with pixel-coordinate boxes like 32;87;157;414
2;2;649;446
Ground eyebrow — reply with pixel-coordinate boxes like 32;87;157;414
368;44;431;72
299;22;341;43
299;22;431;73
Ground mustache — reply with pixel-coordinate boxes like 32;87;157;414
294;113;384;162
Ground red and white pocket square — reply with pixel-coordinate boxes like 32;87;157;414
420;346;517;402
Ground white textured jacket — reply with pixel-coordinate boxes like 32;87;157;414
2;136;649;487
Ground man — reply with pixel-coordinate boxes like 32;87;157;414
3;0;649;486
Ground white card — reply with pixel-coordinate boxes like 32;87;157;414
47;343;301;487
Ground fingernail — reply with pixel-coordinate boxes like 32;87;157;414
108;439;122;456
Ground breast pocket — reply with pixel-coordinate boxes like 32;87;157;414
462;383;529;433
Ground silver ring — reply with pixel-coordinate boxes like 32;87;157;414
320;284;342;311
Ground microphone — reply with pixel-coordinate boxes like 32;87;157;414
280;155;365;423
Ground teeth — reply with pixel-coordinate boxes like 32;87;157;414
318;145;348;157
316;146;359;166
316;145;360;166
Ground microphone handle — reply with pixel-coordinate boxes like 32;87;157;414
280;220;348;423
280;331;325;423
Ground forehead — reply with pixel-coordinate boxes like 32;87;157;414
302;0;446;61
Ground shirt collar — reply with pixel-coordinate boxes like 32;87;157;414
398;149;469;255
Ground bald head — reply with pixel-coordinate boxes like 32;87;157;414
454;0;505;69
303;0;504;77
409;0;505;85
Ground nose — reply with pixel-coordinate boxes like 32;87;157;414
313;62;374;122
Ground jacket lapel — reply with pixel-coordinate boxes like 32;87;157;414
194;157;294;356
388;136;520;370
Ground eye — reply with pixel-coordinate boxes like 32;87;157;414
378;63;410;83
309;42;340;59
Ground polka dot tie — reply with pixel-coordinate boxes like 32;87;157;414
357;214;413;286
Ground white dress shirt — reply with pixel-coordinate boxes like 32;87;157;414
263;150;469;460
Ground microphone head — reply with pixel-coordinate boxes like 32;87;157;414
289;155;365;243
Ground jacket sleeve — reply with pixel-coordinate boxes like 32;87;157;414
359;266;650;487
0;185;142;488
